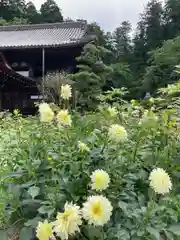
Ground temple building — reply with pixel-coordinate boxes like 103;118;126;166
0;21;94;114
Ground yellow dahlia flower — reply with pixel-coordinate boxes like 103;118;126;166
36;220;54;240
39;103;54;122
149;168;172;194
131;99;137;105
107;106;117;117
61;84;72;100
53;202;82;240
149;97;155;103
57;110;72;126
78;141;90;152
108;124;127;142
91;169;110;191
82;195;113;226
13;109;20;115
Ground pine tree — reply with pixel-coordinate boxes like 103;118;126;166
132;21;147;76
72;42;112;109
144;0;163;50
87;22;106;46
164;0;180;39
142;36;180;94
40;0;63;23
131;0;163;94
113;21;132;63
25;1;40;24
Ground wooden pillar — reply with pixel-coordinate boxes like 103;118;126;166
42;48;45;100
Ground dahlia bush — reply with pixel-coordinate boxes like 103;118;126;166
0;94;180;239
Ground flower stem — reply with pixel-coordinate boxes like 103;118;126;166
143;192;155;225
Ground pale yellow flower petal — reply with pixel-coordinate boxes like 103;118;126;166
108;124;127;142
53;202;82;240
36;220;54;240
107;107;117;117
78;141;90;152
57;110;72;126
82;195;113;226
91;170;110;191
61;84;72;100
149;168;172;194
39;103;54;122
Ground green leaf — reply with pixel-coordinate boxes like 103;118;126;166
28;186;40;199
118;201;128;215
8;184;21;198
168;225;180;236
0;230;8;240
1;171;27;181
38;205;55;218
24;217;43;228
83;225;101;240
146;226;160;239
19;227;33;240
164;230;174;240
116;228;130;240
20;199;41;206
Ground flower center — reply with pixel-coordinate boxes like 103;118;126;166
62;209;72;222
92;202;102;216
61;114;68;121
95;175;103;185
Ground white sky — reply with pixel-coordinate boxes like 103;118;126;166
32;0;156;32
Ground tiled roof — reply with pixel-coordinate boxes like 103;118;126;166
0;21;92;49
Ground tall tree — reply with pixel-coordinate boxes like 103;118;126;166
164;0;180;40
87;22;116;64
9;0;26;19
72;42;112;109
40;0;63;23
113;21;132;62
25;1;40;24
106;63;133;90
142;36;180;95
0;0;26;21
144;0;163;51
131;0;163;84
0;0;9;19
132;20;147;76
87;22;106;46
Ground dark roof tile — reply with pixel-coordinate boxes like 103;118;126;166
0;21;90;49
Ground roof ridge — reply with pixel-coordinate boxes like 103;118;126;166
0;20;87;32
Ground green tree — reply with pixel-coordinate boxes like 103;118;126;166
87;22;106;46
25;1;40;24
40;0;63;23
9;0;26;19
130;0;163;97
107;63;133;89
0;0;9;20
142;36;180;94
144;0;163;51
132;21;147;76
113;21;132;62
132;0;163;72
87;22;116;64
0;0;26;21
72;42;112;109
163;0;180;40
